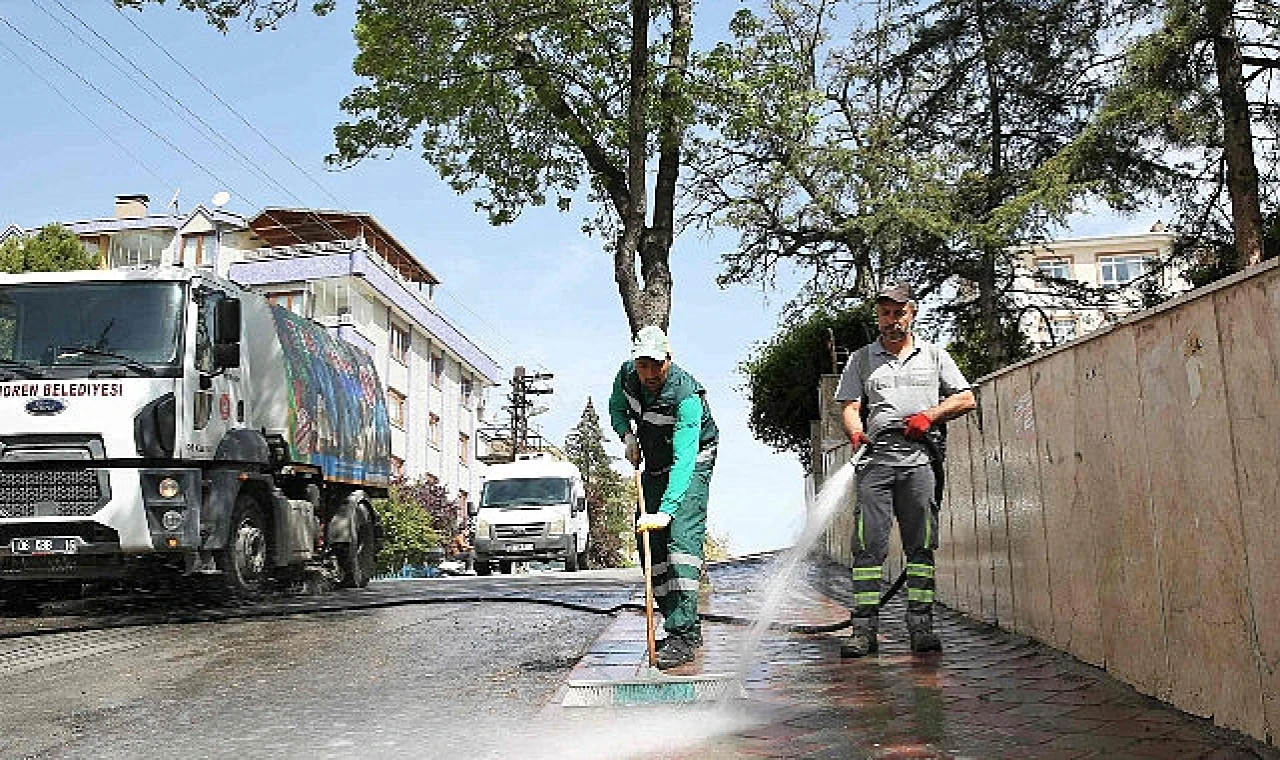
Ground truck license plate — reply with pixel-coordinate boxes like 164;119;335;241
509;542;534;552
10;537;78;555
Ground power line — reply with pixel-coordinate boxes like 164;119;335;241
37;0;312;214
114;3;346;209
14;4;531;382
0;24;170;187
0;12;259;211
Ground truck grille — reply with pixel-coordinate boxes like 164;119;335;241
0;468;105;518
495;523;545;540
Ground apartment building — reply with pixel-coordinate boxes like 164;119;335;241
2;194;501;503
1011;225;1191;350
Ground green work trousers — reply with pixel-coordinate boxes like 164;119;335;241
636;458;715;642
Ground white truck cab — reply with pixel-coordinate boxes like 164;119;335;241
470;453;589;574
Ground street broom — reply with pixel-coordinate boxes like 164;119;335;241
561;469;743;707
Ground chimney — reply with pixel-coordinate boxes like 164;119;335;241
114;194;150;220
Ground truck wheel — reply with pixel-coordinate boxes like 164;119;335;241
564;546;579;572
217;493;270;594
474;559;492;576
499;560;512;575
577;550;589;571
338;504;376;589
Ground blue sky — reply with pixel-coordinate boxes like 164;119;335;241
0;1;1162;554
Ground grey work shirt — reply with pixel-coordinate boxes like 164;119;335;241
833;337;971;467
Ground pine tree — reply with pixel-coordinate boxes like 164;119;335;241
563;398;630;568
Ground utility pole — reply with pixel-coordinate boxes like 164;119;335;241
508;366;554;459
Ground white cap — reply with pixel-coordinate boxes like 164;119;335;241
631;325;671;360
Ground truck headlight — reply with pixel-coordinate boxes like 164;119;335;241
549;517;565;535
476;518;490;539
158;477;181;499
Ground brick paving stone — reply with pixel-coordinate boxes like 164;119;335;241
1124;738;1216;758
534;558;1279;760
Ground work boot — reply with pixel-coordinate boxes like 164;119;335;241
655;635;697;670
839;616;878;658
907;610;942;653
656;630;702;652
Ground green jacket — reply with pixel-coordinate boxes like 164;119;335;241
608;361;718;514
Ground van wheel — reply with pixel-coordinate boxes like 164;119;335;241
577;550;589;571
564;541;579;572
499;560;512;574
474;560;492;576
216;493;270;594
338;504;376;589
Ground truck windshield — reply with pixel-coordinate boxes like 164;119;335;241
481;477;571;507
0;282;185;368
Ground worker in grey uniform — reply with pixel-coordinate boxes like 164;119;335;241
834;281;976;656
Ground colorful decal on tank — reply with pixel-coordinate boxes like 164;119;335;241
270;306;391;486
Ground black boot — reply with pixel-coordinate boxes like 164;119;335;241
840;615;878;658
907;610;941;653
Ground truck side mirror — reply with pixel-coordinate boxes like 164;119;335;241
214;298;241;344
213;298;242;369
467;501;478;517
213;343;240;369
574;496;585;515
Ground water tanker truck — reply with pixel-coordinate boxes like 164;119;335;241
0;267;391;599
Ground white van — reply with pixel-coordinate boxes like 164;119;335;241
470;453;590;574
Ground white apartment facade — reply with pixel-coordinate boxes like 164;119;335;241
1011;225;1192;350
2;194;501;505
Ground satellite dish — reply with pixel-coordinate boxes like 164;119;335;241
211;191;231;208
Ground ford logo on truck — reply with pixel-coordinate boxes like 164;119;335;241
25;398;65;415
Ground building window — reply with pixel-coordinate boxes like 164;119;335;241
460;377;474;408
1049;317;1077;345
107;229;168;268
390;323;410;364
388;388;406;428
431;353;445;387
1099;255;1151;286
429;413;441;448
1036;257;1072;280
179;232;216;267
459;432;470;466
267;290;306;316
389;455;405;481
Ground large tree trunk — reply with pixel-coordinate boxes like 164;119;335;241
615;0;691;335
1208;0;1265;268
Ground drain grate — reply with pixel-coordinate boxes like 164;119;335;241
0;629;148;676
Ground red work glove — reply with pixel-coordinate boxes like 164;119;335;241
849;431;870;451
904;413;932;440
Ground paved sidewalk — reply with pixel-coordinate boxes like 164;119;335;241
532;557;1277;760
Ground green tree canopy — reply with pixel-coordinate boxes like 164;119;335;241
689;0;1128;372
0;225;99;273
740;304;877;468
123;0;702;333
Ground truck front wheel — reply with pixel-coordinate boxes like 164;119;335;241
217;493;270;594
474;559;492;576
337;504;376;589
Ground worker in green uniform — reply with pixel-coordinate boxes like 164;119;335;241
608;325;719;670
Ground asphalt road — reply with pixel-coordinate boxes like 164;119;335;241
0;569;644;760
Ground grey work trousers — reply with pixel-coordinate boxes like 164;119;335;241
849;461;939;617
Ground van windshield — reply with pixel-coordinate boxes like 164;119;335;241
481;477;571;508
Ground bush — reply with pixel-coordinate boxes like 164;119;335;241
371;478;450;574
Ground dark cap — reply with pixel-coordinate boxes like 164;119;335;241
875;281;915;303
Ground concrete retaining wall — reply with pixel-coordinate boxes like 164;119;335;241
814;258;1280;744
